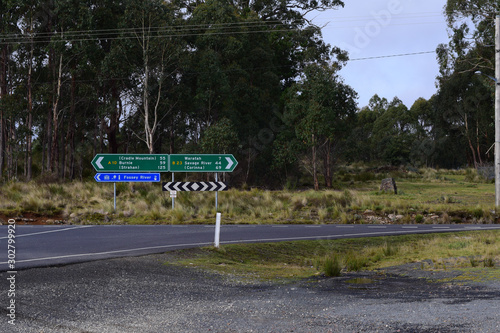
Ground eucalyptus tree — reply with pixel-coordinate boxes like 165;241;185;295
0;1;29;180
408;97;436;167
52;0;104;178
181;0;347;185
343;94;388;164
439;0;496;74
370;98;415;165
118;0;185;154
10;1;36;180
434;69;493;168
284;63;357;189
200;117;239;154
433;0;497;168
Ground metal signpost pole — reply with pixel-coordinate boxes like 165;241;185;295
215;173;218;211
172;173;175;209
93;172;161;212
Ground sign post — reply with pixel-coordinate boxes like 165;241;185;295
92;153;238;215
172;173;175;209
215;173;218;211
94;173;161;212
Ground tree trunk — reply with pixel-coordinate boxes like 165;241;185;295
0;45;7;177
99;118;105;153
0;105;3;179
50;54;63;174
323;139;332;188
140;14;164;155
26;27;34;180
64;74;76;179
93;108;98;157
107;84;120;153
7;118;13;179
312;134;319;190
45;48;54;173
476;119;483;166
170;117;175;154
464;114;478;168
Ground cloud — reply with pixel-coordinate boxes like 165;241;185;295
310;0;448;108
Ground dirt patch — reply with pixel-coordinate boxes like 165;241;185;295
0;212;68;225
304;267;500;305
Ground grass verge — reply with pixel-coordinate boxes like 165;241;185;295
163;231;500;282
0;168;498;225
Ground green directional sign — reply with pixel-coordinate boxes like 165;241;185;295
91;154;169;172
170;154;238;172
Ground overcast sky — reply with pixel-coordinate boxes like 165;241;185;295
308;0;449;109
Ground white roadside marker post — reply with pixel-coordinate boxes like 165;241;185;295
214;212;221;248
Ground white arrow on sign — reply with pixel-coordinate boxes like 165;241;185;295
163;181;228;191
96;174;101;181
96;156;105;169
225;157;234;170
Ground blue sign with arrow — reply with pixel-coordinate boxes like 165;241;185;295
94;173;161;182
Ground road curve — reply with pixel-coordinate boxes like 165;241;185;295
1;223;499;271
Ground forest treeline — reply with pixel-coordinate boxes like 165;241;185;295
0;0;497;188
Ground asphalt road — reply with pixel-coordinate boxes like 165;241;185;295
1;223;500;271
2;252;500;332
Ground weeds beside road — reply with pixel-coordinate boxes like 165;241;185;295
163;231;500;282
0;168;497;226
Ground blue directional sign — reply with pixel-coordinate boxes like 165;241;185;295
94;173;161;182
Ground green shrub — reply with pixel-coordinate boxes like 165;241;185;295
336;190;353;208
147;209;163;221
341;174;352;182
469;257;479;267
447;241;469;250
383;242;398;256
471;207;484;219
284;179;297;191
323;255;342;277
484;257;496;268
48;184;66;196
354;172;376;182
345;252;367;271
464;168;483;183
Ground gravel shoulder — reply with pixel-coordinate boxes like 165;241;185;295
2;254;499;333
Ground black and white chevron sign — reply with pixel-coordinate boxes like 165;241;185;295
162;182;228;192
